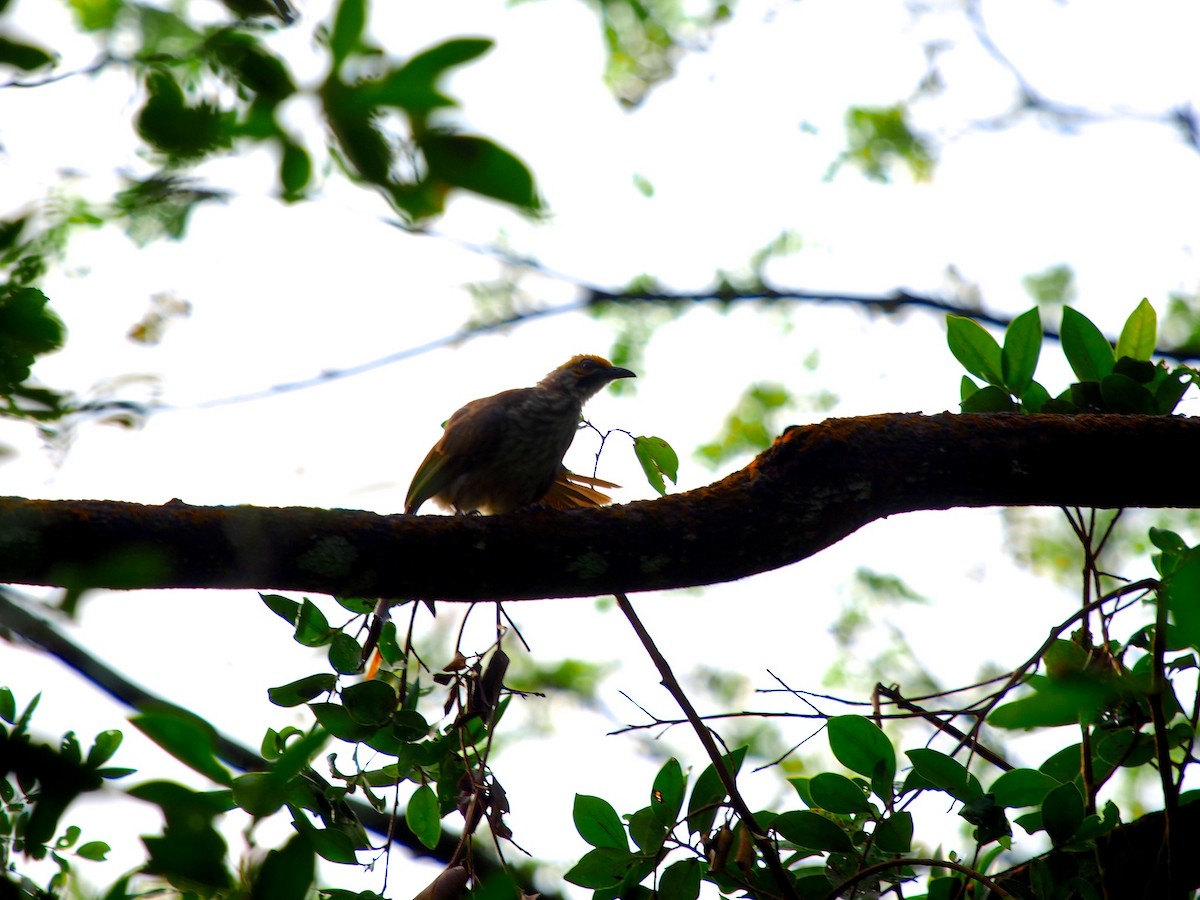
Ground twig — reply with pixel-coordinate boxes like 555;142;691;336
614;591;798;900
820;855;1010;900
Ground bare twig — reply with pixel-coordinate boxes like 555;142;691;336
614;591;798;900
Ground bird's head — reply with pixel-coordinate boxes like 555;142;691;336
539;354;636;402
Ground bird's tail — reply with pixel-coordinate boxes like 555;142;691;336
542;469;620;509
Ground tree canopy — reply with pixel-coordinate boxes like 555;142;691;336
2;1;1200;899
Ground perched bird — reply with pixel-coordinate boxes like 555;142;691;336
404;354;635;515
361;355;633;673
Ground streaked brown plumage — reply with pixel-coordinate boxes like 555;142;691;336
361;355;633;672
405;354;635;515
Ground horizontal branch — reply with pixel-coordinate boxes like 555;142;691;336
1;413;1197;601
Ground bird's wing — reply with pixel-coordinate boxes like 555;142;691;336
404;388;527;513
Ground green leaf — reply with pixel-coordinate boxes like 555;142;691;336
826;716;895;799
0;686;14;722
251;835;315;900
86;730;123;768
308;703;375;742
564;846;638;890
1061;307;1114;381
0;286;66;394
905;749;982;802
1002;308;1042;397
328;632;364;675
961;385;1019;412
1098;373;1154;413
372;38;493;115
658;858;702;900
808;772;870;814
989;676;1113;729
773;810;853;852
650;757;684;827
261;593;301;624
1041;782;1084;845
406;784;441;849
873;811;913;853
295;599;334;647
633;435;679;496
989;768;1060;808
1019;380;1051;413
131;707;232;786
74;841;109;861
232;772;287;818
946;315;1003;386
279;140;311;200
627;806;665;853
341;680;397;726
1165;549;1200;654
328;0;365;66
685;747;746;837
573;794;628;850
1155;367;1193;414
0;36;56;71
1115;298;1157;361
268;674;336;707
420;134;541;211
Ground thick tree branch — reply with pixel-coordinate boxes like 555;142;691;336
1;413;1197;601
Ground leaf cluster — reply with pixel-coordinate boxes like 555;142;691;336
949;299;1197;414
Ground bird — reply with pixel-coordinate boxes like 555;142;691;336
404;354;635;515
360;355;634;673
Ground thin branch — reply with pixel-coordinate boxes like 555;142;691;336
821;855;1010;900
614;591;798;900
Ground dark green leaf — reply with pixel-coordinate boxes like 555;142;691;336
1115;298;1157;361
905;748;982;802
1002;307;1042;396
658;858;701;900
131;707;231;786
86;730;123;768
989;676;1113;729
1098;373;1154;413
0;686;14;722
328;0;365;65
406;784;441;849
1165;549;1200;654
946;315;1003;386
232;772;287;817
1019;380;1051;413
341;680;397;726
650;757;684;827
421;134;541;211
308;703;375;742
261;593;301;624
0;286;65;394
808;772;870;814
685;747;746;837
1061;307;1114;382
773;810;853;852
988;768;1060;808
573;794;628;850
295;599;334;647
961;384;1018;412
333;596;377;614
826;716;895;799
1155;367;1192;413
564;846;638;890
268;673;336;707
1041;782;1084;845
251;835;314;900
873;811;912;853
0;36;56;71
627;806;665;853
328;632;363;675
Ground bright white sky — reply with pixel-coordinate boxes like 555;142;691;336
3;0;1200;896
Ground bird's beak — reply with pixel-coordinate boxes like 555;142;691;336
609;367;636;381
